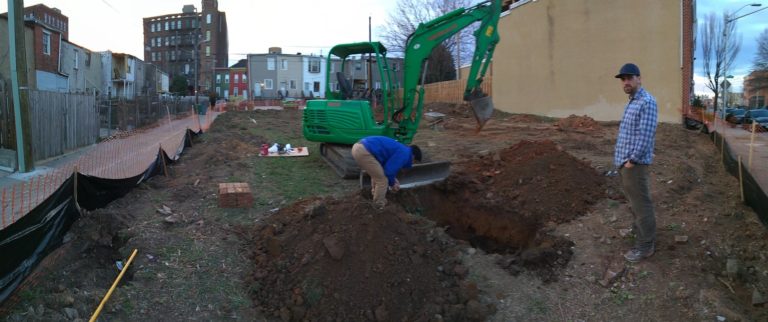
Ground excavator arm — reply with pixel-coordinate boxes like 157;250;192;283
393;0;503;143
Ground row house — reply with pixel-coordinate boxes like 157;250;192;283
227;59;248;99
1;4;156;99
143;0;228;96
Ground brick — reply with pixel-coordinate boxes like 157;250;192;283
218;182;253;208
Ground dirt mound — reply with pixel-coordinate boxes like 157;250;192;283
248;196;494;321
397;140;606;281
554;114;602;133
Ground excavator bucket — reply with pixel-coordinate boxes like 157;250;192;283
470;96;494;131
360;161;451;190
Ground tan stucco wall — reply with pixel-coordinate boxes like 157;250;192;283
492;0;683;123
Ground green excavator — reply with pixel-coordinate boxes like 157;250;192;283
302;0;504;186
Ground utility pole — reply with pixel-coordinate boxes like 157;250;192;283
8;0;33;172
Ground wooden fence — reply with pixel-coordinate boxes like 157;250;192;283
421;76;493;104
29;90;98;162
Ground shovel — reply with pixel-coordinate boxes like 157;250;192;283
470;95;494;131
360;161;451;190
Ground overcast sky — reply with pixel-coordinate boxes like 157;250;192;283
695;0;768;96
0;0;396;66
1;0;766;97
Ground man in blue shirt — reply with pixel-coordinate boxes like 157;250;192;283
351;136;422;210
614;63;658;262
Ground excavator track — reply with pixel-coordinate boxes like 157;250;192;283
319;143;360;179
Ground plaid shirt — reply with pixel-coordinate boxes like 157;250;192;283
614;87;658;167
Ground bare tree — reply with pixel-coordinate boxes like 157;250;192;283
754;28;768;70
380;0;474;82
700;12;741;114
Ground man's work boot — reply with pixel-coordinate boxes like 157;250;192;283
623;245;655;263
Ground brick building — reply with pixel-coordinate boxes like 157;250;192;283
228;59;248;99
23;4;69;90
142;0;228;95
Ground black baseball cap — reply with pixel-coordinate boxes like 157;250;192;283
615;63;641;78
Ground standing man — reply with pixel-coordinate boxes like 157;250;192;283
614;63;658;262
351;136;422;210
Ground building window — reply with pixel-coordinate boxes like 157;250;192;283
242;74;247;82
267;57;275;70
165;37;169;46
42;30;51;55
85;52;91;67
216;86;220;94
206;14;212;24
281;59;288;70
185;64;190;73
151;24;155;32
290;80;296;89
216;74;221;83
165;21;169;30
234;74;239;83
234;87;238;96
225;74;229;83
205;46;210;57
206;30;211;41
73;49;79;69
177;20;181;29
171;51;176;60
355;62;362;71
309;58;320;73
264;79;273;89
314;81;320;92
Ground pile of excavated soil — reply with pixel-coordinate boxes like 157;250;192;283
554;114;602;133
248;196;494;321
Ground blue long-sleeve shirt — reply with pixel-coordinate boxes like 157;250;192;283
360;136;413;186
614;87;658;167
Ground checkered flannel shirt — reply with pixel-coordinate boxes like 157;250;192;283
614;87;658;167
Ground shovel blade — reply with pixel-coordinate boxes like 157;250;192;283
360;161;451;190
470;96;494;131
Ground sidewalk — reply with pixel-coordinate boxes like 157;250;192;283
0;112;220;229
712;118;768;192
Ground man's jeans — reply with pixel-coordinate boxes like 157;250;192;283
620;165;656;250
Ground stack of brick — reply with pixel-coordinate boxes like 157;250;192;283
218;182;253;208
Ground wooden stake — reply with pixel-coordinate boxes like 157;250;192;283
1;188;6;228
749;120;756;168
720;132;725;167
738;156;744;202
74;166;79;207
160;145;169;177
10;185;16;222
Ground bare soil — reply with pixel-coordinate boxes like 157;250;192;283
2;103;766;321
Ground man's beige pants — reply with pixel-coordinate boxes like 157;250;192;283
351;143;388;208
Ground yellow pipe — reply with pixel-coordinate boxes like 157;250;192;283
90;249;138;322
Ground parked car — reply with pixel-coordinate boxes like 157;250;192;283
725;108;747;124
742;109;768;130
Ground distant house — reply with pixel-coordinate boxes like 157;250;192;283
228;59;247;99
100;52;140;99
59;41;101;94
248;47;302;99
23;4;69;92
743;71;768;108
302;54;325;98
492;0;695;123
